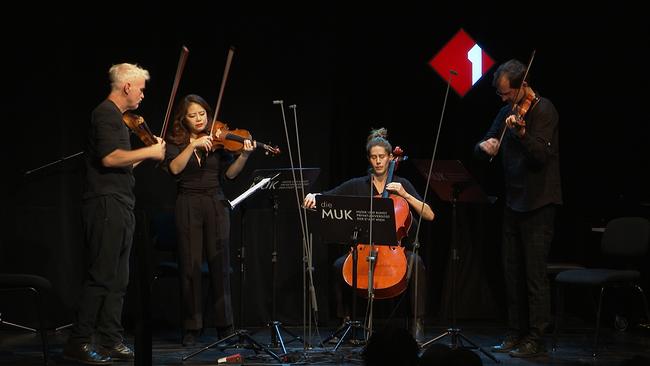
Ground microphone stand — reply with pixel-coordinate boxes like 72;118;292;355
270;100;310;355
289;104;319;350
418;70;499;363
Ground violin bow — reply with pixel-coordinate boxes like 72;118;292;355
492;49;536;160
210;46;236;137
160;46;189;140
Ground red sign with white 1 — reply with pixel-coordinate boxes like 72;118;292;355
429;29;495;97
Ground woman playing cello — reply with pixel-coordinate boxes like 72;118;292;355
303;127;434;340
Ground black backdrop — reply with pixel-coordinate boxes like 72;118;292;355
2;5;649;330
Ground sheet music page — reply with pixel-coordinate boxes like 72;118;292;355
229;177;271;209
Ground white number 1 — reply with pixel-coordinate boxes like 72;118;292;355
467;44;482;85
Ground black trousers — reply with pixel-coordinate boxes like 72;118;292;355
502;204;555;340
332;249;427;319
69;196;134;346
175;193;233;330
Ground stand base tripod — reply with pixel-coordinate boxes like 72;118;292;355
182;329;282;362
421;327;499;363
321;319;366;351
268;320;309;354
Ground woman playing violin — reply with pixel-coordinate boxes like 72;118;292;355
304;127;434;341
164;94;255;346
474;59;562;358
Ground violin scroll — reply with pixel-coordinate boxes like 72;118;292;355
122;112;158;146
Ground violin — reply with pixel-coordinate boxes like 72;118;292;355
510;87;538;129
122;112;158;146
342;146;411;299
490;50;537;161
200;47;279;157
200;120;281;156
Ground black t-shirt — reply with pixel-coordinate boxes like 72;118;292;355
164;143;234;200
83;99;135;209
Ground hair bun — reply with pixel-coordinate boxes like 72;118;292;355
368;127;388;142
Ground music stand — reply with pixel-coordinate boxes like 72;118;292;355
314;194;397;351
412;159;497;363
247;168;320;352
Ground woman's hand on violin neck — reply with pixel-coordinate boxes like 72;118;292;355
240;139;256;156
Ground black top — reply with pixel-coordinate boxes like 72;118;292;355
324;175;422;201
323;174;424;246
164;143;234;200
83;99;135;209
474;94;562;212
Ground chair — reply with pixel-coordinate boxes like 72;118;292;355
149;212;211;332
149;211;211;285
0;274;53;365
553;217;650;357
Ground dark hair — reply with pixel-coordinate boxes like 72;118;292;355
366;127;392;156
362;326;419;366
492;59;526;89
167;94;213;146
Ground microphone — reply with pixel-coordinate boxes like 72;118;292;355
272;100;283;104
450;69;458;76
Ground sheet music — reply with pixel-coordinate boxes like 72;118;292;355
228;177;271;209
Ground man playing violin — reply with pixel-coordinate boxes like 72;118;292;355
164;94;255;346
304;127;434;341
474;59;562;358
64;63;166;365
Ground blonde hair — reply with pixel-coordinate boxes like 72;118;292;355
109;63;150;91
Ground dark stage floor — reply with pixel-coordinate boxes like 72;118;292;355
1;320;649;365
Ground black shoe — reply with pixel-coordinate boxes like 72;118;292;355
63;342;112;365
509;338;547;358
182;330;200;347
100;342;134;361
491;333;521;353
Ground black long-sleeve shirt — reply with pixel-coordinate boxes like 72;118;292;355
474;94;562;212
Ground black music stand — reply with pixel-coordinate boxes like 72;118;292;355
247;168;320;353
315;194;398;351
413;160;498;362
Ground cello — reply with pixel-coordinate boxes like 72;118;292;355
342;147;411;299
